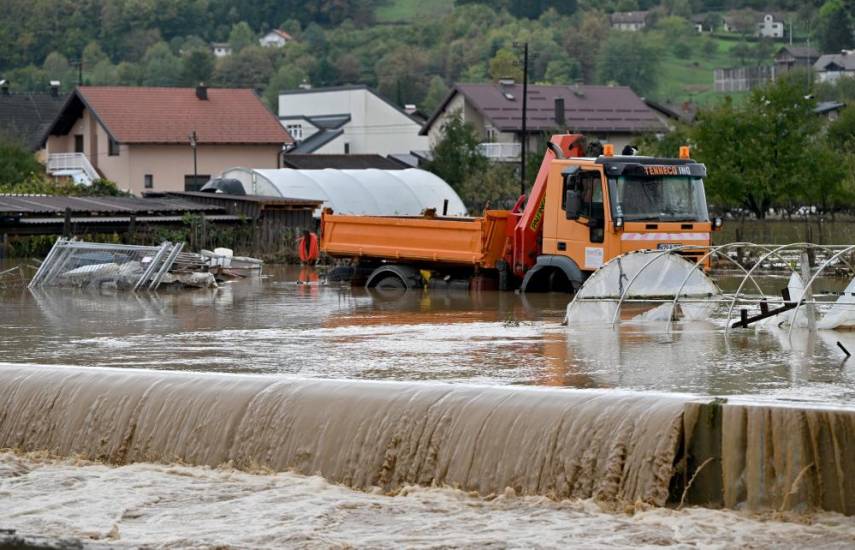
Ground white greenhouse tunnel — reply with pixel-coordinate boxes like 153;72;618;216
219;167;468;217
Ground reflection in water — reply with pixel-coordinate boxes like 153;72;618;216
1;266;854;403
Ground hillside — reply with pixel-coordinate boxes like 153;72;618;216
0;0;849;114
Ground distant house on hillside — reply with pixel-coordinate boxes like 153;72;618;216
609;11;649;31
756;13;784;39
814;51;855;83
689;15;707;33
278;85;428;156
211;43;232;58
722;10;786;38
420;82;669;157
775;46;819;73
259;29;294;48
42;85;292;193
0;80;66;159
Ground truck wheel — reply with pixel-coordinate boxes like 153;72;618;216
366;265;422;298
521;256;584;294
373;273;406;290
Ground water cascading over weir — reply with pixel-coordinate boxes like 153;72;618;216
0;364;853;514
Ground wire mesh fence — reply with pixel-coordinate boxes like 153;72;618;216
28;238;185;291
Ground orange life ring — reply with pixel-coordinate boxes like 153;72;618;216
298;232;319;264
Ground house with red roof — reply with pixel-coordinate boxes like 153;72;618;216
42;85;293;194
420;82;668;160
259;29;294;48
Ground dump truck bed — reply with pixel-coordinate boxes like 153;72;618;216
321;210;512;268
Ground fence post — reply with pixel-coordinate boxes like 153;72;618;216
129;215;136;242
63;208;72;237
201;214;207;251
1;233;7;259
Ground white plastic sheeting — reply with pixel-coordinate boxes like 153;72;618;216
220;167;467;217
565;251;720;325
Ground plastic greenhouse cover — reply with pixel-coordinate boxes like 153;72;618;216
574;251;720;300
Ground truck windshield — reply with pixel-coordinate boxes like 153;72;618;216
609;176;709;222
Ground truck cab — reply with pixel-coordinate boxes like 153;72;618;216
531;153;713;290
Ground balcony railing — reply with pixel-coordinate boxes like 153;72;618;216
47;153;99;185
477;142;521;160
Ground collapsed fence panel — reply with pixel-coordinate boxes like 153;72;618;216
28;238;183;291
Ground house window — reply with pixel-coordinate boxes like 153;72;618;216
108;138;120;156
74;134;84;153
344;142;350;154
144;174;153;189
286;123;303;140
184;175;211;192
486;126;497;142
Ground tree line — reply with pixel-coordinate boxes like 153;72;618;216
0;1;851;115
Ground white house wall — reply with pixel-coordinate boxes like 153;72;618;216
279;88;427;155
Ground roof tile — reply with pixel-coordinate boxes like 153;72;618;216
77;86;292;145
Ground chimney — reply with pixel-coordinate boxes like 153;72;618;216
554;97;565;127
0;80;8;96
196;83;208;100
49;80;60;97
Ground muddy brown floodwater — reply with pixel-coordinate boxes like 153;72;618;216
2;263;855;548
2;264;854;403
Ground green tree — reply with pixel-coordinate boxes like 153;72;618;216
827;106;855;151
42;51;74;87
488;48;523;82
596;32;662;96
82;41;108;68
141;42;181;86
460;162;518;212
263;64;309;108
0;138;43;186
181;49;215;86
422;76;450;115
374;46;430;105
544;58;581;84
228;21;256;53
817;0;853;53
564;11;609;83
214;47;274;88
424;112;488;197
692;76;842;217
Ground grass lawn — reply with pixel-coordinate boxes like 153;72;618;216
375;0;454;23
657;35;755;106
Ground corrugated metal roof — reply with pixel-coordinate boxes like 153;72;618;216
18;214;241;225
0;195;223;215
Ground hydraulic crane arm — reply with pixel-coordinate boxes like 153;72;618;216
506;134;587;278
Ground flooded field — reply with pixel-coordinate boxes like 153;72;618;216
2;263;855;547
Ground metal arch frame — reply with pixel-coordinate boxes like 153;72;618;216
723;242;855;333
667;242;767;327
608;245;708;325
724;242;820;334
786;244;855;339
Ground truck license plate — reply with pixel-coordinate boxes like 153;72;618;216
657;243;682;250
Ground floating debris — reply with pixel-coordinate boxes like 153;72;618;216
28;238;262;291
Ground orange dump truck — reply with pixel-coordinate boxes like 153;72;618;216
321;134;720;293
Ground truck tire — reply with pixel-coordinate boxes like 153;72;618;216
366;264;423;296
521;255;584;293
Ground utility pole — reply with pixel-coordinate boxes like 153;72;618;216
70;60;83;86
513;41;529;197
189;130;198;188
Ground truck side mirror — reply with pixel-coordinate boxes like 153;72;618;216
565;189;582;220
